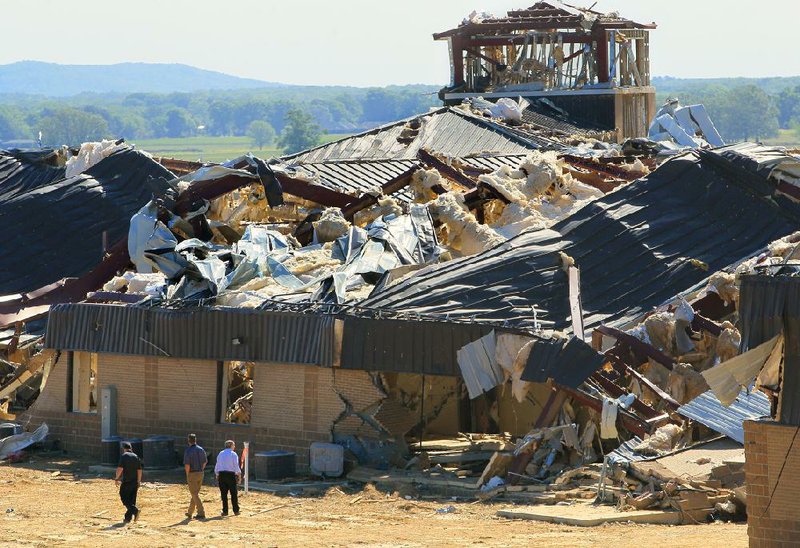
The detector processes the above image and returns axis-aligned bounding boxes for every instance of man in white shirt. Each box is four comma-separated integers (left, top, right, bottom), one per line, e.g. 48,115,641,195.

214,440,242,516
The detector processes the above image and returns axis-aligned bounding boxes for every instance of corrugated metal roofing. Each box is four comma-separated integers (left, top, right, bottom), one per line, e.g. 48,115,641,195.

301,159,418,203
45,303,334,366
360,144,800,331
677,388,770,443
459,155,528,172
0,147,175,295
284,108,548,163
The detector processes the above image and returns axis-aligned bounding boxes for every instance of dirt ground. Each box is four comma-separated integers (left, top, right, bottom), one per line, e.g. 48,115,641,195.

0,455,748,548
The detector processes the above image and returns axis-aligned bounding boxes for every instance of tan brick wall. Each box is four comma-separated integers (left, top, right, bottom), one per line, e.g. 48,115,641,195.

22,354,371,468
744,419,800,547
98,354,146,419
252,362,305,432
34,352,68,413
156,356,218,424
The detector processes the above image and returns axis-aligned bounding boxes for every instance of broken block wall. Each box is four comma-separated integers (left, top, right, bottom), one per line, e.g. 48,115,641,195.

744,419,800,547
22,353,383,468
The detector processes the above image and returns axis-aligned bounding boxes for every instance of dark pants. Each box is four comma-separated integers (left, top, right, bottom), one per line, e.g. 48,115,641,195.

218,471,239,514
119,482,139,521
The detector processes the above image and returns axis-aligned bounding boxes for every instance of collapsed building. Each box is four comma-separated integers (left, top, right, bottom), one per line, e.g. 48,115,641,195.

2,3,800,542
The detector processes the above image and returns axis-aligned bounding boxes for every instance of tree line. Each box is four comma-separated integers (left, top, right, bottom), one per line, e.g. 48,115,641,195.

0,87,441,152
0,79,798,152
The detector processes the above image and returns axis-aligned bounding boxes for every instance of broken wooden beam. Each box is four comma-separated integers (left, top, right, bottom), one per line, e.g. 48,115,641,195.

341,166,420,221
417,149,477,189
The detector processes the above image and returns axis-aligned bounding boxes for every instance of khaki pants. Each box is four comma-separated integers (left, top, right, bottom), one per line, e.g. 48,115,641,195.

187,471,205,516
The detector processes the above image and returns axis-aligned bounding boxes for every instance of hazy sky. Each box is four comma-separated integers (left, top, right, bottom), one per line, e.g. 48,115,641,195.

2,1,797,86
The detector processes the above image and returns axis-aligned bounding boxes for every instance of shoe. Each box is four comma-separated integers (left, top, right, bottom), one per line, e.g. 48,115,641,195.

134,510,141,522
123,518,131,524
221,511,228,516
233,510,240,516
185,512,192,519
195,514,206,520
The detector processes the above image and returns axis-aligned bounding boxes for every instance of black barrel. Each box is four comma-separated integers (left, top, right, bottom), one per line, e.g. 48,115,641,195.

101,436,123,466
124,438,144,460
0,423,22,439
253,450,296,481
143,435,175,469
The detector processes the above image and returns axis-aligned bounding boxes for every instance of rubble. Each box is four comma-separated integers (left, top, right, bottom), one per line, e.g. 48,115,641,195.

1,9,799,534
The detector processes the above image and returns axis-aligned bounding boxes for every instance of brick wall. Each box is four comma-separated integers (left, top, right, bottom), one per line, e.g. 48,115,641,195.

22,352,381,469
744,419,800,547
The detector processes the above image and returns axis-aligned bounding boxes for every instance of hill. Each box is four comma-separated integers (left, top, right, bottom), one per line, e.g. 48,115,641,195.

0,61,284,96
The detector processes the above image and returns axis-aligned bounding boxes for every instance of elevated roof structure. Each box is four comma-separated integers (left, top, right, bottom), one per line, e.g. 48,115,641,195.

434,1,658,141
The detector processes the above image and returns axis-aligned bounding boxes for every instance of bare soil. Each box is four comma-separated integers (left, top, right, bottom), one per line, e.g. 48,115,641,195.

0,456,748,547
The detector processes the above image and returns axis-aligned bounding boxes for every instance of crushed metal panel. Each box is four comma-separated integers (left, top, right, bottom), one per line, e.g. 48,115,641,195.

457,331,502,399
677,388,770,443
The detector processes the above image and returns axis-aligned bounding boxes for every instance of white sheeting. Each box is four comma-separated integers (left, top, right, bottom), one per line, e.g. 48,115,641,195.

457,331,503,399
0,423,48,459
702,335,780,406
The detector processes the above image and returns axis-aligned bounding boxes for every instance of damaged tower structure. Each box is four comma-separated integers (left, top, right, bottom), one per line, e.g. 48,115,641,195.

435,1,657,141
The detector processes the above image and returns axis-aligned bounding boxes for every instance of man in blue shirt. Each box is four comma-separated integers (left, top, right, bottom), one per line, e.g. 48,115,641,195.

214,440,242,516
114,441,142,523
183,433,207,519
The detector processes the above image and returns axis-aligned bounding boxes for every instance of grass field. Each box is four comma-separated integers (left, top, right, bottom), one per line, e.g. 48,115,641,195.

125,129,800,163
132,134,350,163
762,128,800,148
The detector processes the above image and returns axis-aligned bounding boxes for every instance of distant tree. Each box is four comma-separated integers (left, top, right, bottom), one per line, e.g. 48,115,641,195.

247,120,276,150
778,86,800,128
209,101,235,136
792,118,800,142
0,106,31,141
163,108,195,138
715,85,779,141
361,89,398,122
38,107,109,146
278,108,322,154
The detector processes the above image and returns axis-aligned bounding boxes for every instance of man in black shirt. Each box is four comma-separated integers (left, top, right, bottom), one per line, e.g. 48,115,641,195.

114,441,142,523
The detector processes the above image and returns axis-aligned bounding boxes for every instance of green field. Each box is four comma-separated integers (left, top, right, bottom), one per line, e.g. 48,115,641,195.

131,134,350,163
762,128,800,148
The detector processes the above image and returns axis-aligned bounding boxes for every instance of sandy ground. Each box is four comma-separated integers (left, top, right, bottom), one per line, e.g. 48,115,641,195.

0,455,748,548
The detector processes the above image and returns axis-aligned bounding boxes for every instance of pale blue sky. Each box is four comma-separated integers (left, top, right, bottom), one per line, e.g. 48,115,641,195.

2,1,797,86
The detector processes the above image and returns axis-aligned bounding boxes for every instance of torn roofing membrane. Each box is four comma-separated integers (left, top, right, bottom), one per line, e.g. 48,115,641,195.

0,147,175,295
360,144,800,331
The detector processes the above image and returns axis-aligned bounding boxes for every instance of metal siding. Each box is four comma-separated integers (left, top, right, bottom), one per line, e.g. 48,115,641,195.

45,303,332,366
677,388,770,444
339,317,495,376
